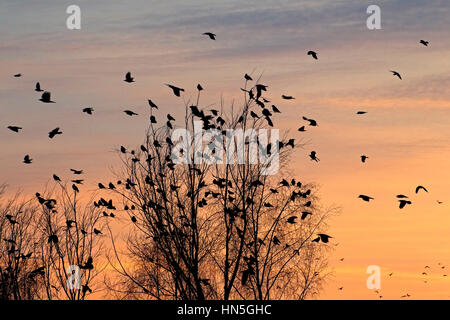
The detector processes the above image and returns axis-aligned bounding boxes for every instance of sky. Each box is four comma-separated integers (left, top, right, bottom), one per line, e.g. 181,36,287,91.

0,0,449,299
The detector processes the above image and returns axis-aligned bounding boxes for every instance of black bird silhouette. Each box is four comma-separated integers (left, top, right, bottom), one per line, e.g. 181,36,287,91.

301,211,312,220
53,174,61,182
93,228,102,235
390,70,402,80
165,84,185,97
72,179,83,185
14,73,22,77
281,95,295,100
298,126,306,132
35,82,43,92
307,51,318,60
244,73,253,81
7,126,22,133
361,155,369,163
72,184,79,193
48,127,62,139
415,185,428,194
309,151,320,162
23,155,32,164
203,32,216,40
197,84,203,91
83,107,94,115
272,105,281,113
287,216,298,224
148,99,158,109
398,199,412,209
358,195,374,202
70,169,83,175
396,194,409,199
108,182,115,189
124,110,138,116
313,233,332,243
303,116,317,126
39,91,55,103
357,111,367,115
419,40,429,46
124,72,134,83
98,183,105,189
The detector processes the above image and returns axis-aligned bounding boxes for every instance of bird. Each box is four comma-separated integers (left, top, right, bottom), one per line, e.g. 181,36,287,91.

244,73,253,81
313,233,332,243
303,116,317,126
298,126,306,132
415,185,428,194
7,126,22,133
287,216,298,224
14,73,22,77
98,183,106,189
309,151,320,162
307,51,318,60
398,199,412,209
48,127,63,139
390,70,402,80
202,32,216,40
197,84,203,91
396,194,409,199
124,72,134,83
281,95,295,100
131,216,137,223
72,184,79,193
148,99,158,109
358,195,374,202
419,40,429,46
165,84,184,97
71,179,83,185
361,155,369,163
23,155,32,164
70,169,83,175
35,82,43,92
82,107,94,115
301,211,312,220
357,111,367,115
272,105,281,113
53,174,61,182
93,228,102,235
39,91,55,103
124,110,138,116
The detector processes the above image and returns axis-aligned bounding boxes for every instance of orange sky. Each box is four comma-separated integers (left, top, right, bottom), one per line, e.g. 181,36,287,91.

0,0,449,299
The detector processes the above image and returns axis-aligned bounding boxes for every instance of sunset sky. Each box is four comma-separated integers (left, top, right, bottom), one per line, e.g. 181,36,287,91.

1,0,449,299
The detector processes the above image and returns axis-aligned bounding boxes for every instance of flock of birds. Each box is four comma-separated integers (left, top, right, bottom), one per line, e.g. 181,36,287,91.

5,30,446,299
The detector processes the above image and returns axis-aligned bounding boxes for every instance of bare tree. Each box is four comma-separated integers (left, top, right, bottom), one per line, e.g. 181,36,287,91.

106,79,335,300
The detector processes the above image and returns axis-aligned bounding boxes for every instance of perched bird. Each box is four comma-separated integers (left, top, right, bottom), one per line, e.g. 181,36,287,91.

398,199,412,209
124,110,138,116
23,155,32,164
272,105,281,113
419,40,429,46
415,185,428,194
197,84,203,91
48,127,63,139
202,32,216,40
93,228,102,235
124,72,134,83
244,73,253,81
361,155,369,163
309,151,320,162
98,183,106,189
83,107,94,115
7,126,22,133
358,195,374,202
35,82,43,92
307,51,318,60
72,184,79,193
39,91,55,103
53,174,61,182
281,95,295,100
148,99,158,109
390,70,402,80
165,84,185,97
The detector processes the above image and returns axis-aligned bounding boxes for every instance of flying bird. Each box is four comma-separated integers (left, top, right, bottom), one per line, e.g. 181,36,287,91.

398,199,412,209
165,84,185,97
48,127,63,139
70,169,83,175
7,126,22,133
39,91,55,103
83,107,94,115
298,126,306,132
14,73,22,77
281,95,295,100
358,195,374,202
309,151,320,162
313,233,332,243
124,72,134,83
357,111,367,115
124,110,138,116
35,82,43,92
419,40,429,46
23,155,32,164
415,185,428,194
361,155,369,163
203,32,216,40
307,51,318,60
390,70,402,80
302,116,317,126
